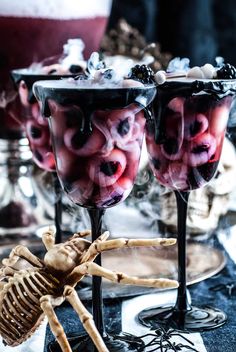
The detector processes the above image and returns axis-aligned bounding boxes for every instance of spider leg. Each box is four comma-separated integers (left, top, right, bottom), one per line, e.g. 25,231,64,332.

69,262,178,289
81,231,110,262
64,285,109,352
40,295,72,352
83,237,176,258
42,228,56,251
71,229,92,239
2,245,43,268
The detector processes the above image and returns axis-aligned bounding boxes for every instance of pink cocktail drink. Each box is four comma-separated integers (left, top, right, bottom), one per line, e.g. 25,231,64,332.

11,71,76,171
33,79,156,208
33,77,156,351
138,71,236,332
146,80,235,191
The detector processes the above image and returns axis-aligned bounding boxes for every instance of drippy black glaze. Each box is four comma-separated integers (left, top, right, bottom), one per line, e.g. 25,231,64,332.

153,78,236,143
11,69,75,103
33,82,156,136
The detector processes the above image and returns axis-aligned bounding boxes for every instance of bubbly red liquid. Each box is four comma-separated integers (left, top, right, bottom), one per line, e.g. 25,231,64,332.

48,101,146,208
15,82,55,171
146,95,232,191
0,16,108,139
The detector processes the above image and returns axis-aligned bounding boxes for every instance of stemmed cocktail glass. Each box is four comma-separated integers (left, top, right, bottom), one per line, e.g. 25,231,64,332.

11,70,76,243
138,76,236,331
33,78,157,351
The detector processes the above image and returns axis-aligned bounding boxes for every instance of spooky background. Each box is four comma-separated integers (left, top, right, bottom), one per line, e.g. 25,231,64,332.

108,0,236,66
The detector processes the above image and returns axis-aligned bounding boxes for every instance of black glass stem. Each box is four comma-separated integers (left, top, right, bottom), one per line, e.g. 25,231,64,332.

87,208,105,338
87,209,145,352
138,190,227,332
52,172,62,244
173,191,191,326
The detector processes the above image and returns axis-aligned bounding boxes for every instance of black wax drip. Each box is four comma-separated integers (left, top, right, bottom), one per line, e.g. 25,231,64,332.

11,69,77,106
143,105,153,122
41,98,51,117
28,89,37,104
79,108,93,135
153,79,236,144
154,101,166,144
33,85,157,142
159,79,236,101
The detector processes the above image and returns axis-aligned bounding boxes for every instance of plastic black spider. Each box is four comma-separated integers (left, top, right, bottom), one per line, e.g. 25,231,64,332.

136,326,199,352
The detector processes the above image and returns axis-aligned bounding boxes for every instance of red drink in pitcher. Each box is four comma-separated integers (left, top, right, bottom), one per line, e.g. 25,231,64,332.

0,0,112,138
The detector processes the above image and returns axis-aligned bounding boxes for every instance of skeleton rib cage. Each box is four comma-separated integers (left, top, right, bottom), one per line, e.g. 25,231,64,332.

0,269,59,346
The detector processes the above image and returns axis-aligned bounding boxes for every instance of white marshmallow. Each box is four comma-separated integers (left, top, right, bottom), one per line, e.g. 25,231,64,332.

201,63,216,79
154,70,166,85
187,66,205,79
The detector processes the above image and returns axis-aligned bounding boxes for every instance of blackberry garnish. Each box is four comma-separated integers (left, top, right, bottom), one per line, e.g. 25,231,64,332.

129,64,155,84
216,63,236,79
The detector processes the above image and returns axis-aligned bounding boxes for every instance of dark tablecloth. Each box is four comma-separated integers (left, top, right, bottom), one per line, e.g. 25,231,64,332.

44,235,236,352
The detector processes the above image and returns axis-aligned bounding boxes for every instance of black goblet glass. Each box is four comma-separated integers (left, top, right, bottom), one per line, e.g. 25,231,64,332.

138,77,236,332
34,78,156,351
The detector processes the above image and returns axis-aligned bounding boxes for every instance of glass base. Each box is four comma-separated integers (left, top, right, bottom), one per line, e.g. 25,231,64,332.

137,305,227,332
47,332,145,352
